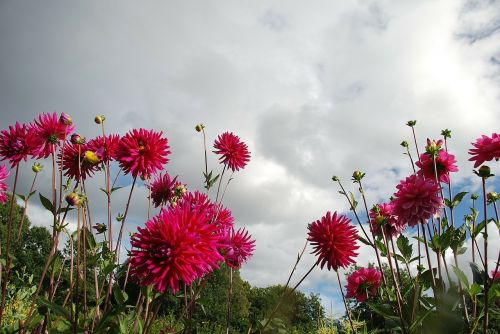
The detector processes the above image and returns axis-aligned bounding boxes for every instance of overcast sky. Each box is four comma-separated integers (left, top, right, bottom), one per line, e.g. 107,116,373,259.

1,0,499,316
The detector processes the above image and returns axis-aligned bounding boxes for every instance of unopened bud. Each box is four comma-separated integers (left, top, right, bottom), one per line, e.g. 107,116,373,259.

195,124,205,132
83,151,100,165
59,112,73,126
400,140,409,148
94,115,105,124
406,120,417,127
352,170,365,182
425,138,443,155
65,193,81,207
32,162,43,173
475,165,493,178
471,193,479,200
441,129,452,139
331,175,339,182
71,133,85,145
487,192,499,203
93,223,107,234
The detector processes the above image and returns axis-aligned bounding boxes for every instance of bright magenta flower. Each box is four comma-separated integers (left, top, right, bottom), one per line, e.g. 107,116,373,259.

116,128,170,178
369,203,403,237
416,150,458,184
392,174,442,227
58,142,99,180
129,204,224,294
308,211,359,271
0,122,36,166
178,191,234,230
0,165,9,203
213,132,250,172
221,227,255,269
345,267,382,302
31,112,74,158
491,270,500,282
87,134,120,163
149,172,181,208
469,133,500,168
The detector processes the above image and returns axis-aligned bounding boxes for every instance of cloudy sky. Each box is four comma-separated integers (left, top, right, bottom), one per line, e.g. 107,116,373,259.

1,0,500,316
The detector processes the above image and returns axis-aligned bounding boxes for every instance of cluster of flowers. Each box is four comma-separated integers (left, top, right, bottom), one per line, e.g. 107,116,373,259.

0,112,255,295
306,133,500,303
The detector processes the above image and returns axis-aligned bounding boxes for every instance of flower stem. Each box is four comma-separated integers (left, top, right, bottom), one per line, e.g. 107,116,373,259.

481,177,488,333
226,268,233,334
15,171,38,242
335,270,355,334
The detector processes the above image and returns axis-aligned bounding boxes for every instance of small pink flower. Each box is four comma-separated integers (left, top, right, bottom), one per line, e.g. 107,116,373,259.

31,112,74,158
308,211,359,271
416,150,458,184
0,122,36,166
392,175,443,227
116,129,170,178
87,134,120,163
369,203,403,237
0,165,9,203
149,172,181,208
491,269,500,282
130,204,224,294
469,133,500,168
213,132,250,172
221,227,255,269
345,267,382,302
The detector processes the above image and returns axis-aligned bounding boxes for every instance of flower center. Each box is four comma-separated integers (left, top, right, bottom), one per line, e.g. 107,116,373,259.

153,244,173,260
48,134,58,144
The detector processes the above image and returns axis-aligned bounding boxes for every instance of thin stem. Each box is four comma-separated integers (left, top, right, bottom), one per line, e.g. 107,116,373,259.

481,177,488,334
336,270,355,334
16,171,38,242
202,127,209,194
226,268,233,334
421,223,437,292
215,165,227,204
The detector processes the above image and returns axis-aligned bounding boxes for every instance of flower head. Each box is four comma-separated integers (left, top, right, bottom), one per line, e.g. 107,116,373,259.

213,132,250,172
221,227,255,269
130,204,224,293
308,211,359,271
416,150,458,184
177,191,234,231
469,133,500,168
0,122,36,166
149,172,182,208
392,174,443,227
116,129,170,178
345,267,382,302
87,134,120,163
58,143,99,180
369,203,403,237
491,270,500,282
31,112,74,158
0,165,9,203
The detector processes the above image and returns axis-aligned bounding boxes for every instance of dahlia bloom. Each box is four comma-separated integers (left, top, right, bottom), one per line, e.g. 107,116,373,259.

416,150,458,184
469,133,500,168
149,172,181,208
221,227,255,269
178,191,234,230
116,128,170,178
58,142,99,180
0,165,9,203
491,270,500,282
369,203,403,237
31,112,74,158
308,211,359,271
392,174,443,227
87,134,120,163
345,267,382,302
213,132,250,172
0,122,35,166
129,204,224,293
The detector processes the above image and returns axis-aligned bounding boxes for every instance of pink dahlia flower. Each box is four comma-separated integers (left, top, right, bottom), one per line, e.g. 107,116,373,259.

345,267,382,302
416,150,458,184
58,142,100,180
392,174,443,227
0,165,9,203
116,128,170,178
149,172,181,208
31,112,74,158
0,122,36,166
213,132,250,172
87,134,120,163
129,204,224,294
369,203,403,238
491,269,500,282
221,227,255,269
308,211,359,271
469,133,500,168
178,191,234,231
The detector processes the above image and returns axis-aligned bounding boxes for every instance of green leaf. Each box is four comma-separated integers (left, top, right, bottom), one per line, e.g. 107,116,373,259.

444,198,452,208
111,186,123,194
451,192,468,207
358,236,372,246
470,262,485,285
39,193,55,213
396,234,413,260
375,239,387,257
37,297,72,322
113,284,128,305
469,283,481,296
452,265,469,288
16,193,26,202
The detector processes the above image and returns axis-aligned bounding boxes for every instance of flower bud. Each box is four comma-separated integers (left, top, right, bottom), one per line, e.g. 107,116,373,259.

59,112,73,126
93,223,107,234
471,193,479,200
475,165,493,178
65,192,81,207
406,120,417,127
94,115,105,124
441,129,451,139
32,162,43,173
83,151,100,165
331,175,339,182
487,192,499,203
352,170,365,182
71,133,85,145
425,138,443,155
195,124,205,132
400,140,409,148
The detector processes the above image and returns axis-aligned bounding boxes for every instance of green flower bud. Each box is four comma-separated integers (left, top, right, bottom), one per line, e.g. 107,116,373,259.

32,162,43,173
195,124,205,132
406,120,417,127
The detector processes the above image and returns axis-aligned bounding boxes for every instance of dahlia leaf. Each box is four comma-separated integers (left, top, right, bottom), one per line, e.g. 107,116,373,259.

15,193,25,202
452,265,469,288
111,186,123,193
39,193,55,213
28,190,37,200
113,283,128,305
37,297,72,322
396,235,413,260
469,262,485,285
473,219,493,237
358,236,372,246
375,239,387,257
451,191,468,207
469,283,481,296
457,247,467,255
